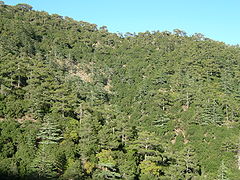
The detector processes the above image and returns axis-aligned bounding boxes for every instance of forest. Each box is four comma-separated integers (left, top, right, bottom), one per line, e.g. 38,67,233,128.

1,2,240,180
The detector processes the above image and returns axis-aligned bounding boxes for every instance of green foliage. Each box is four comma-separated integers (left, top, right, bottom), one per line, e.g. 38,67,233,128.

95,149,121,179
217,160,229,180
37,123,63,144
139,160,161,179
31,145,65,179
61,159,84,179
0,2,240,179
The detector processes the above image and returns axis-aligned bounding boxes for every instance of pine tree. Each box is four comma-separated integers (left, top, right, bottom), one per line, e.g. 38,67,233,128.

176,145,200,180
95,149,121,179
217,160,229,180
127,130,163,161
31,115,64,178
77,112,99,158
139,160,161,180
37,119,63,145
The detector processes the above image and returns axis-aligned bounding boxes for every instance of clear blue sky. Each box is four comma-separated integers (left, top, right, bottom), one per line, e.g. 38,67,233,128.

4,0,240,45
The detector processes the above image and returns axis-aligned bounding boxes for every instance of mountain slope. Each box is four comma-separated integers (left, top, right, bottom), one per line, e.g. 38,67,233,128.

1,3,240,179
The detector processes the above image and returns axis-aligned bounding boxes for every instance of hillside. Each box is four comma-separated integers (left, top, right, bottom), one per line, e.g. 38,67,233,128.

1,3,240,179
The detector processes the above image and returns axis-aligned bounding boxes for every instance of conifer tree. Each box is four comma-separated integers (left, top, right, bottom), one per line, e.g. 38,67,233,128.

95,149,121,179
31,114,64,178
127,130,164,161
217,160,229,180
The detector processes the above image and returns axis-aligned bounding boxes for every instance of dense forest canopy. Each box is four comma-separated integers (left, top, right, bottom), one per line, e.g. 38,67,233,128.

0,2,240,179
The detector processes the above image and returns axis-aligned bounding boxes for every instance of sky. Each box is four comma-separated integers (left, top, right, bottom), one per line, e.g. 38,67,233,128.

3,0,240,45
